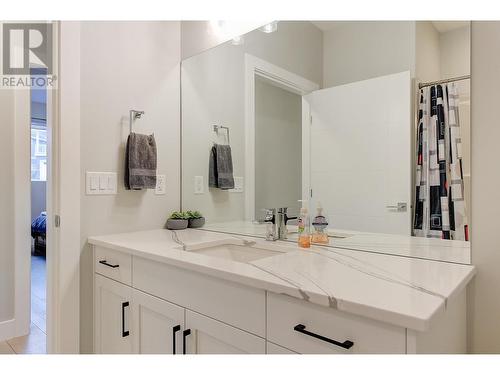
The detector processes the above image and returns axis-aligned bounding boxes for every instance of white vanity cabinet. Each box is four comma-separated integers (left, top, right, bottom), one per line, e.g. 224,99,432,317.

93,244,468,355
94,246,266,354
94,274,133,354
266,293,406,354
184,310,266,354
132,289,184,354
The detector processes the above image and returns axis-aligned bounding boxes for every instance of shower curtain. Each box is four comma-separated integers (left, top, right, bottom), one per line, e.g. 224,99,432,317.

413,83,469,241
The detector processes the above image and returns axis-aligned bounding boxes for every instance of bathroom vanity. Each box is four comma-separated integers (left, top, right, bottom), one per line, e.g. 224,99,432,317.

86,21,474,356
89,229,475,354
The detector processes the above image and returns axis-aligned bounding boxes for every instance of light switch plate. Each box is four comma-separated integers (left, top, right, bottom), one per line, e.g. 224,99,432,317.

230,177,244,193
99,174,108,190
194,176,204,194
155,175,166,195
89,174,99,191
86,172,117,195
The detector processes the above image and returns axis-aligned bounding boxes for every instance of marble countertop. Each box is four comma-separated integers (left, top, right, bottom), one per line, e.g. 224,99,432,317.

88,229,475,332
202,220,472,264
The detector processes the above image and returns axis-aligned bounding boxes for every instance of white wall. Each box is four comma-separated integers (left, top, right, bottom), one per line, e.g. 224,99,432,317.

440,26,471,79
79,21,181,353
181,21,322,223
0,87,15,324
0,22,31,342
322,21,416,87
469,21,500,353
254,78,302,219
415,21,441,82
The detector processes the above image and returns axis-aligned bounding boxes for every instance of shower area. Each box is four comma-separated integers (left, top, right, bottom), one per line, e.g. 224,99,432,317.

413,21,471,241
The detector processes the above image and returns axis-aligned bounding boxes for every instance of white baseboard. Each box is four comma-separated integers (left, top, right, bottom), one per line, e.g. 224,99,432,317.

0,318,16,342
0,317,30,342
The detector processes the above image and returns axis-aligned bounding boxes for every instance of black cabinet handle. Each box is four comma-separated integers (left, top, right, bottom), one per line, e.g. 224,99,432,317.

172,325,181,354
99,260,119,268
121,302,130,337
294,324,354,350
182,329,191,354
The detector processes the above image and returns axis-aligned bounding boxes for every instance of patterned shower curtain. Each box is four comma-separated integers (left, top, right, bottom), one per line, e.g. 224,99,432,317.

413,83,469,241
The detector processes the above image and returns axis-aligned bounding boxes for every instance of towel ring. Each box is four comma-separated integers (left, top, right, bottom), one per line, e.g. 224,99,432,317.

130,110,145,133
213,125,230,144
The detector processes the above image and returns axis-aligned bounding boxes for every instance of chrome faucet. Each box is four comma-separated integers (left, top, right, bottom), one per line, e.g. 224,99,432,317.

263,207,297,241
263,208,278,241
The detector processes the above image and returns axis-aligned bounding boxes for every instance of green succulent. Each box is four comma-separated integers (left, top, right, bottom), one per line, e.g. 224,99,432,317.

186,210,204,219
169,211,189,220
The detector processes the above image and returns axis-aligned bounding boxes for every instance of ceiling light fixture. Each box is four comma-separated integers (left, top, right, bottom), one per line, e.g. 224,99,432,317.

260,21,278,33
231,35,244,45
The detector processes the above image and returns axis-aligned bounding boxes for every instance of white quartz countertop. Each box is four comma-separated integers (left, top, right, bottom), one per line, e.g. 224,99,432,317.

202,221,472,264
88,229,475,332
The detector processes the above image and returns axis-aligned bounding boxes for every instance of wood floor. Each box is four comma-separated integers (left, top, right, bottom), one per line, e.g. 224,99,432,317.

0,255,46,354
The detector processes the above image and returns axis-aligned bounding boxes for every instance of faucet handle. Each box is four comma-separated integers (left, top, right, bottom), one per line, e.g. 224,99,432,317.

262,208,276,223
278,207,288,214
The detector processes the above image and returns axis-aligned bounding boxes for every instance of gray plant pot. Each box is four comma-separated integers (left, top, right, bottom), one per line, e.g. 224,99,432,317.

188,217,205,229
166,218,188,230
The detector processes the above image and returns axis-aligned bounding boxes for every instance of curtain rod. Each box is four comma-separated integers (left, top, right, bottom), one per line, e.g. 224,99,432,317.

418,75,471,89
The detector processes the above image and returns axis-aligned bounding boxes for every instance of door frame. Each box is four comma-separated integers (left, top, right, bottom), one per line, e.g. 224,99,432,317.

243,54,319,221
46,21,81,354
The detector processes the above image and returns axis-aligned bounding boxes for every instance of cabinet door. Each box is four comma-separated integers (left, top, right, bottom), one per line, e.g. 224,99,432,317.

184,310,265,354
132,289,185,354
94,274,133,354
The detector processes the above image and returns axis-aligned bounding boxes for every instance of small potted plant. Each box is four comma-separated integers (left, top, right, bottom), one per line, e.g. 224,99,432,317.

166,211,189,230
187,210,205,229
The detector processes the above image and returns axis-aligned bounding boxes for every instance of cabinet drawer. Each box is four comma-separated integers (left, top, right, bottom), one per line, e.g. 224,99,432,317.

94,246,132,285
267,293,406,354
133,257,266,337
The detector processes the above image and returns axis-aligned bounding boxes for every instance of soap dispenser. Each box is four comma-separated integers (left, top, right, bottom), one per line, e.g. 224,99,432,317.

312,202,329,245
297,200,311,248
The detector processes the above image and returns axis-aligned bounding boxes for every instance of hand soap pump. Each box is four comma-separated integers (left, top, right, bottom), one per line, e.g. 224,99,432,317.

297,200,311,248
312,202,329,244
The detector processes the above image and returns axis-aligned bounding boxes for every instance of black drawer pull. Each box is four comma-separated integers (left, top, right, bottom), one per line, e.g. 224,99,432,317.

182,329,191,354
121,302,130,337
99,260,119,268
172,325,181,354
294,324,354,349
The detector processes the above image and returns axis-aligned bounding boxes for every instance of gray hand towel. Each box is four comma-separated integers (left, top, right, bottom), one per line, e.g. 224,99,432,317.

208,144,235,190
125,132,157,190
209,145,218,188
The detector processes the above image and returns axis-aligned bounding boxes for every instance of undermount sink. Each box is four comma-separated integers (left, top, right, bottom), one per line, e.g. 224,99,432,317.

183,240,292,263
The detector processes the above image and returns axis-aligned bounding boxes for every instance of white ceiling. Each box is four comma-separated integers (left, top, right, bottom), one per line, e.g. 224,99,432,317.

311,21,470,34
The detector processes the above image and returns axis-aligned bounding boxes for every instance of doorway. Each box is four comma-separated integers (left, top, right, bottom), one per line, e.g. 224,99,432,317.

243,54,320,221
29,67,48,352
254,77,303,220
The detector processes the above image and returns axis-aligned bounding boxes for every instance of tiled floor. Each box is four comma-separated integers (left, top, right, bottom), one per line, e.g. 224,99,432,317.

30,255,47,335
0,255,47,354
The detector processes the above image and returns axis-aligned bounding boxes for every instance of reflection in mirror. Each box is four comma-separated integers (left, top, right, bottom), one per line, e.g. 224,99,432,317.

181,21,471,264
254,76,302,222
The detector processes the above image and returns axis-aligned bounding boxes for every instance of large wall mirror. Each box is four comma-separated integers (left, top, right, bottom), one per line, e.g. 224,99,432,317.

181,21,471,264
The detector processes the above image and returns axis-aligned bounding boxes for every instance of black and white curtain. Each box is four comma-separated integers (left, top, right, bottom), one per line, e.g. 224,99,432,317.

413,83,469,241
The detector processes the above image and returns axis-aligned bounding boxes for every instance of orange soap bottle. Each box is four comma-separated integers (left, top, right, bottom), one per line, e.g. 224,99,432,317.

297,201,311,248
